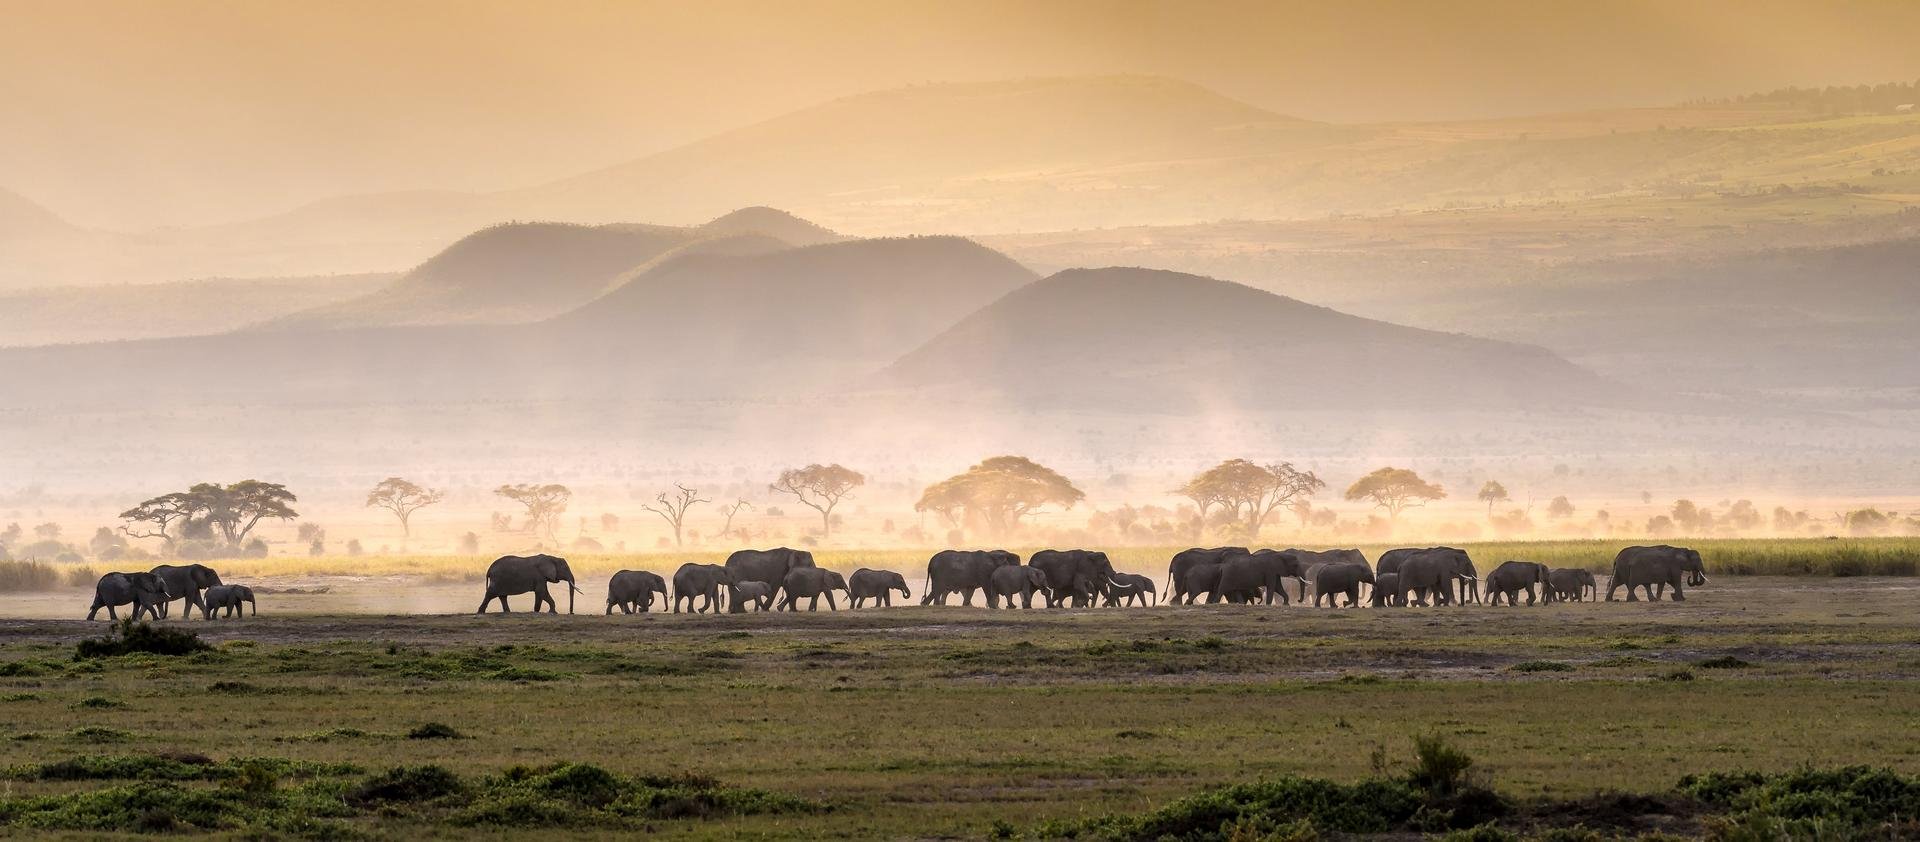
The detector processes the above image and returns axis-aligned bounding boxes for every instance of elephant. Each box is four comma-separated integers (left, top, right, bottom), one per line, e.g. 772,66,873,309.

1378,548,1477,603
150,563,222,620
477,553,579,613
1606,545,1707,602
87,572,170,621
1100,573,1156,607
199,585,255,618
921,550,1020,606
605,570,669,614
1370,572,1403,607
1394,547,1479,607
778,568,848,611
1214,549,1309,605
1485,561,1554,606
847,568,910,608
724,548,816,594
1162,547,1249,603
1312,562,1376,607
1285,549,1370,602
672,563,732,613
1028,549,1118,607
986,565,1050,609
729,581,775,613
1548,568,1598,602
1172,562,1227,605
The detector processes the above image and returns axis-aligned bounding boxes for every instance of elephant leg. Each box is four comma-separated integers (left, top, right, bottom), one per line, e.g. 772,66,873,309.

826,593,838,611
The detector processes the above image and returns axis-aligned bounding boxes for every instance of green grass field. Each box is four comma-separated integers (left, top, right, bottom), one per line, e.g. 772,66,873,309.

1,576,1916,838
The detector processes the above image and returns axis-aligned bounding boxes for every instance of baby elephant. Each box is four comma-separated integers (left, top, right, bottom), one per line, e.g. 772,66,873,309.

779,568,848,611
1370,572,1403,607
987,565,1049,609
729,581,775,613
847,568,911,608
200,584,255,619
1486,561,1555,606
1548,568,1597,602
1312,562,1375,607
606,569,669,614
1101,573,1156,607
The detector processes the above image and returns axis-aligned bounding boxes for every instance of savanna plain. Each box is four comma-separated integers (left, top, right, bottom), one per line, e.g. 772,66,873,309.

2,546,1917,840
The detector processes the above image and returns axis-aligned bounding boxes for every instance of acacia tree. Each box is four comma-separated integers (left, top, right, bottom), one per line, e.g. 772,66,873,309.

1476,481,1509,516
642,484,709,547
365,477,444,540
494,483,571,541
1343,467,1445,521
914,455,1083,540
1546,496,1575,519
119,481,299,553
770,464,866,540
1177,459,1324,537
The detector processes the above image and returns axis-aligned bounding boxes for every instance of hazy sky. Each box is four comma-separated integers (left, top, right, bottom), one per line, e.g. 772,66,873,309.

6,0,1919,229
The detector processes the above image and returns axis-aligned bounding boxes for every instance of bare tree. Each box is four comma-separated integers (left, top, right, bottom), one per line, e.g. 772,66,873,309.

771,464,865,540
716,498,753,540
365,477,444,540
642,484,710,547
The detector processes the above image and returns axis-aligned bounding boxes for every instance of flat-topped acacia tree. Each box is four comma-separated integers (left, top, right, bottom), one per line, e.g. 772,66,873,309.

365,477,444,540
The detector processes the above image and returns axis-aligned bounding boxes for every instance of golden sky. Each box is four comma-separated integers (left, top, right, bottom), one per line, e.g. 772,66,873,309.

5,0,1919,229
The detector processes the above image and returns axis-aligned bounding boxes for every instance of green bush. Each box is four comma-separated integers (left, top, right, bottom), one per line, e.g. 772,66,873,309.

1508,660,1575,673
73,621,212,659
406,722,463,740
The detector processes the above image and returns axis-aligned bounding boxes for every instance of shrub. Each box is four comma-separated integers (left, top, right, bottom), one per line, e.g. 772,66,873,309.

1696,655,1753,669
1410,733,1477,796
73,621,212,659
406,722,463,740
1508,660,1575,673
347,765,464,807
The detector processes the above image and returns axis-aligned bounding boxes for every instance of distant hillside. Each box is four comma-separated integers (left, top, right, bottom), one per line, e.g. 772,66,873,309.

264,211,840,330
0,274,393,347
0,188,74,240
701,206,845,246
876,267,1629,410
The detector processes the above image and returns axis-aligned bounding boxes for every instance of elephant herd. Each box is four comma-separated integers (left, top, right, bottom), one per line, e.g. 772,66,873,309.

459,543,1702,617
85,564,256,621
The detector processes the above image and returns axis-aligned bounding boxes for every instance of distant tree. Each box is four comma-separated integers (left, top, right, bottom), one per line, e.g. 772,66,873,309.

0,523,20,547
119,481,298,554
1344,467,1445,521
770,464,866,540
345,539,363,557
1476,481,1510,516
365,477,444,540
1772,506,1811,533
1177,459,1324,537
716,498,754,540
914,455,1083,539
33,522,60,540
457,531,480,555
494,483,571,541
1640,491,1653,504
1546,496,1575,519
1646,515,1676,538
1671,499,1702,532
642,484,709,548
1844,508,1891,536
88,527,127,558
1724,500,1761,532
599,512,621,533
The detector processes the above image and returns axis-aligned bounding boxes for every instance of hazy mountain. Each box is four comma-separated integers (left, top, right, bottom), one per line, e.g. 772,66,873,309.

264,211,838,330
0,274,393,347
875,267,1630,410
0,188,75,240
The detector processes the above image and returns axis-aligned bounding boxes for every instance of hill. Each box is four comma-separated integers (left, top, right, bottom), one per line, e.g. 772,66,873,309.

0,274,393,347
875,267,1630,410
263,211,839,330
0,188,74,241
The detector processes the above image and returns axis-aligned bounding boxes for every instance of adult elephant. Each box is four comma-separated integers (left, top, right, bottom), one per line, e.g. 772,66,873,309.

1285,549,1369,602
1395,548,1478,607
1029,549,1118,607
605,570,669,614
1214,549,1307,605
1162,547,1248,603
725,547,816,594
477,553,579,614
1606,545,1706,602
987,566,1050,609
1485,561,1553,606
87,572,170,621
1548,568,1597,602
1376,548,1423,577
779,568,848,611
671,563,732,613
922,550,1020,606
848,569,910,608
150,563,222,620
1312,562,1376,607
